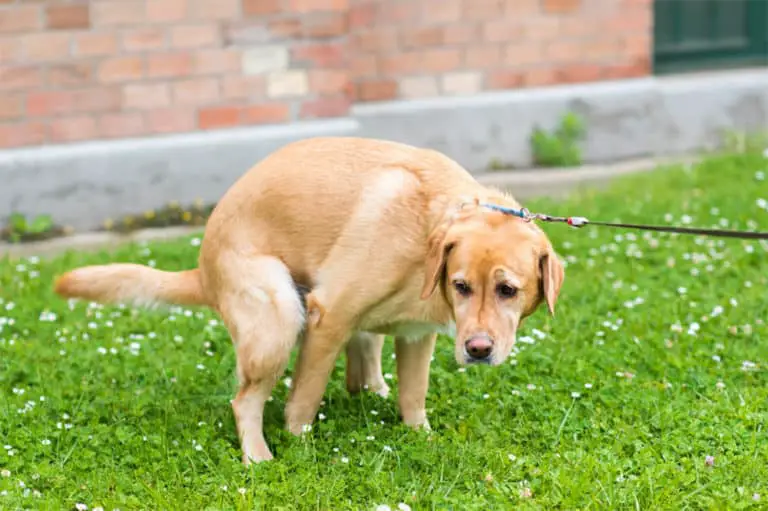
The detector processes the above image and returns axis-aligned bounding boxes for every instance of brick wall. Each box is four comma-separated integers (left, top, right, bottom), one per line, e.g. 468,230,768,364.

0,0,651,149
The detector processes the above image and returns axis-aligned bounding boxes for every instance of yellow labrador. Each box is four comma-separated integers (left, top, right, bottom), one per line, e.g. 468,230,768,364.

54,137,564,464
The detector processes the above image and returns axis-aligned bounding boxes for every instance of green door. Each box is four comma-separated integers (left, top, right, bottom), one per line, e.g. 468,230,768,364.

654,0,768,73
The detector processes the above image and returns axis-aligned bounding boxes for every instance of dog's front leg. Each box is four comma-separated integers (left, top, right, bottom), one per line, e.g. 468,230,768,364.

285,312,351,436
395,333,437,430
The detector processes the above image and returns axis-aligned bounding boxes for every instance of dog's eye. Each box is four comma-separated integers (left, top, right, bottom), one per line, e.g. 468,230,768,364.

496,283,518,299
453,280,472,297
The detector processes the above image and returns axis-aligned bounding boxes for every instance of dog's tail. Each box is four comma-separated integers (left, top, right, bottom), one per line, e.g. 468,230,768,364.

54,264,209,308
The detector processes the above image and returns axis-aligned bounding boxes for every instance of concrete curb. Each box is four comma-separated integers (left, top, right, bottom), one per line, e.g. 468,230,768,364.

0,154,694,261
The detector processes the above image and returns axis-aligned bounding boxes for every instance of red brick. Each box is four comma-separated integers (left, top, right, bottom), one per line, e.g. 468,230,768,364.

0,121,47,148
26,90,76,117
198,106,240,129
309,70,348,95
378,1,418,23
355,79,396,102
292,42,345,67
401,27,443,49
483,20,522,43
302,12,347,38
0,6,40,33
350,56,378,80
505,0,540,14
242,0,282,16
419,48,462,73
504,42,544,67
349,2,375,29
288,0,348,14
171,24,220,49
74,32,118,57
606,10,650,32
0,66,43,91
74,87,121,113
193,49,241,75
580,39,619,61
300,96,349,119
92,1,145,26
220,75,265,101
269,18,302,39
98,56,144,83
520,18,561,41
464,0,505,20
542,0,582,13
47,63,93,88
557,64,603,84
23,32,72,62
559,18,594,38
48,115,97,143
172,77,219,105
0,38,20,63
147,52,192,78
190,0,239,20
353,29,398,54
420,0,461,23
46,4,90,30
465,45,503,69
623,34,651,60
487,70,523,89
145,107,196,134
379,52,421,76
602,57,650,79
0,93,23,120
123,83,171,109
146,0,189,23
98,112,145,138
523,67,559,87
241,103,290,124
122,28,167,52
444,24,478,45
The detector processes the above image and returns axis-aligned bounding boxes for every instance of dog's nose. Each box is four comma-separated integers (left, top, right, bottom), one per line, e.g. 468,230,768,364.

465,337,493,360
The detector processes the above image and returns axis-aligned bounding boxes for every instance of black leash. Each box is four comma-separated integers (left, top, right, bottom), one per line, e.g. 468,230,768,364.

479,203,768,240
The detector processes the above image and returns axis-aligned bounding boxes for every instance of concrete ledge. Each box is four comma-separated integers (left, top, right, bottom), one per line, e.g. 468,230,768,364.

355,67,768,170
1,67,765,233
0,118,358,231
1,154,692,260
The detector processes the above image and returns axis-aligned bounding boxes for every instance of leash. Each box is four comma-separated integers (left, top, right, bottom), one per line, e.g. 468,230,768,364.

479,203,768,240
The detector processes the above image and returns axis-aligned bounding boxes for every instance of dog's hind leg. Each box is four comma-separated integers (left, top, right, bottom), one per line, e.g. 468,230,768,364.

216,256,305,465
345,332,390,398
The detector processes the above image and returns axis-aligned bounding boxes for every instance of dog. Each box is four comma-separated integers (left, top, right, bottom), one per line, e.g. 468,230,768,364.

53,136,565,464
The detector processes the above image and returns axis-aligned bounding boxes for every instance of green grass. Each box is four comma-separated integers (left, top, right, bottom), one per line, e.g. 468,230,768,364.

1,152,767,510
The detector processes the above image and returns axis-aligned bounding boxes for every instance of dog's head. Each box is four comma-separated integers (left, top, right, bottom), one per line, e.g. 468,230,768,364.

421,204,564,366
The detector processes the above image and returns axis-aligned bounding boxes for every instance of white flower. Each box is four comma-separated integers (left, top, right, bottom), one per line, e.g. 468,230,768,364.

340,456,349,463
1,469,10,477
41,439,51,446
584,383,593,389
398,504,412,511
238,488,246,495
571,392,581,399
375,506,392,511
75,504,87,511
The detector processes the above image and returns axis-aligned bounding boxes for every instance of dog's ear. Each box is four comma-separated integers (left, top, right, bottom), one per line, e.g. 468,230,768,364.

539,247,565,316
421,226,457,300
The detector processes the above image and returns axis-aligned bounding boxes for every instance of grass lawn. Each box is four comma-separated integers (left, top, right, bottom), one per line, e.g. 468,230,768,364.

1,151,767,511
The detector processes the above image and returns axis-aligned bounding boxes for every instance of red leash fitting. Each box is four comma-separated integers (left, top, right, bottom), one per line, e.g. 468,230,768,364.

566,217,589,228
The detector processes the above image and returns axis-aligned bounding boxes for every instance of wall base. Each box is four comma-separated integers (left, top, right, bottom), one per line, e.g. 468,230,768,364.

2,68,766,231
